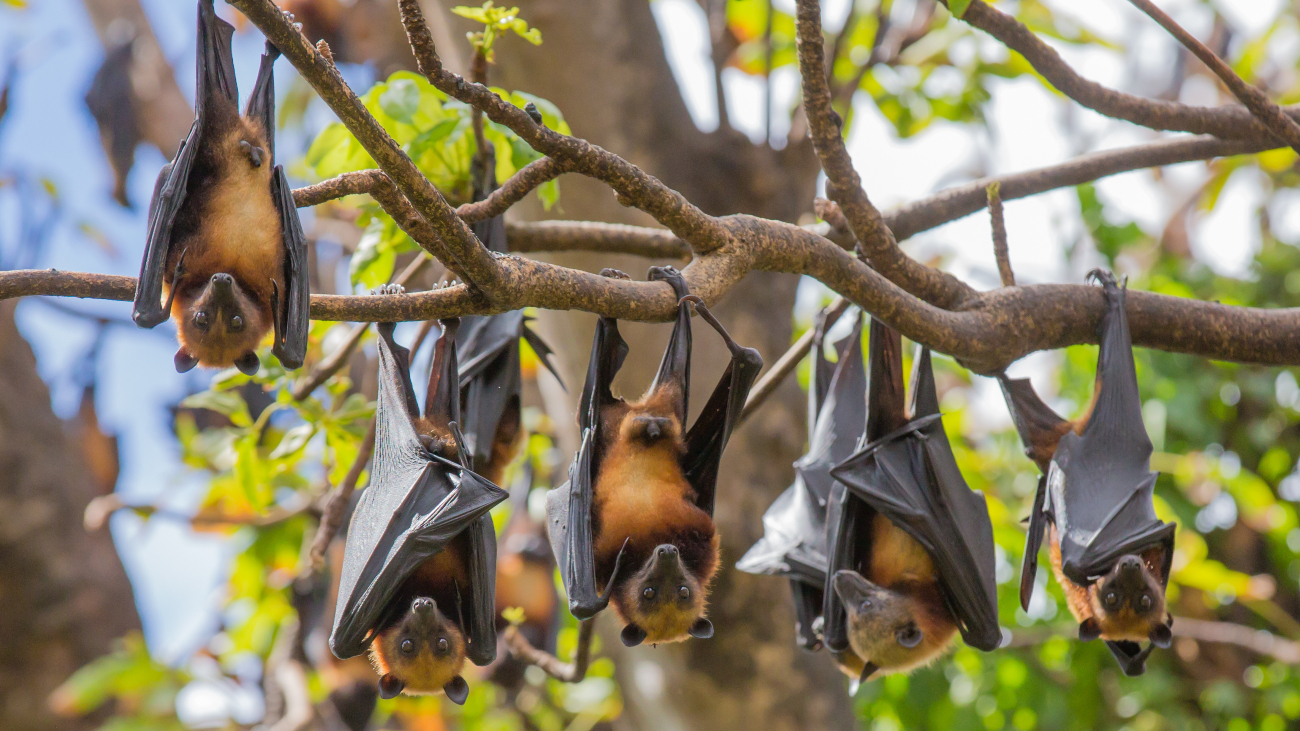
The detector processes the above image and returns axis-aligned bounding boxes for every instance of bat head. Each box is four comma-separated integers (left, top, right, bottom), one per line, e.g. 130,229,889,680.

368,596,469,704
615,544,713,647
173,272,269,374
832,570,957,676
1081,554,1168,643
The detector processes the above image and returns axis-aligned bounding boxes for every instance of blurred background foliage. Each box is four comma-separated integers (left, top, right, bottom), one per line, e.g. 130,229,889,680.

4,0,1300,728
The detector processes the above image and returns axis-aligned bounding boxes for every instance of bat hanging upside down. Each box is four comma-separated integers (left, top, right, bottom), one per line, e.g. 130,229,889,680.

1000,269,1175,676
548,267,763,648
133,0,308,375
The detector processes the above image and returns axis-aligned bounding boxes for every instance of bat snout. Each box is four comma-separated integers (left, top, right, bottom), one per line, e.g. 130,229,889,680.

832,570,881,610
630,415,673,442
411,597,437,615
1118,556,1143,574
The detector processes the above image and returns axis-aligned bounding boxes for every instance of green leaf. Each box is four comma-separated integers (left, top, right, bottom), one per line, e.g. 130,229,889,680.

949,0,972,17
269,424,315,460
379,78,421,124
350,219,396,289
180,390,251,427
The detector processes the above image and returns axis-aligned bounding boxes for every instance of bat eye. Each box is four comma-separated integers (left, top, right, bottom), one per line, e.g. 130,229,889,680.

1138,594,1152,611
896,625,923,648
400,639,415,655
437,638,449,653
193,311,210,329
229,315,245,332
643,587,656,601
859,599,872,613
1104,591,1119,608
678,586,690,599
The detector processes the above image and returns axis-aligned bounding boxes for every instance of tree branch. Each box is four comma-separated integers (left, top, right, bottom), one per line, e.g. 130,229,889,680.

504,619,596,683
1125,0,1300,153
951,0,1296,141
307,417,376,570
795,0,974,309
456,157,573,223
987,182,1014,287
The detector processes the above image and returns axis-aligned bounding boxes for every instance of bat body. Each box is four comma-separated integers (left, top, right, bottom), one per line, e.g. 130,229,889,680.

824,319,1000,682
133,0,308,375
331,291,507,703
1000,270,1174,676
547,267,762,647
736,308,866,652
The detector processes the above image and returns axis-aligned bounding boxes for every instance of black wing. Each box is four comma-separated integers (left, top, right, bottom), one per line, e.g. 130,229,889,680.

245,42,310,370
546,315,628,620
1053,272,1174,585
647,267,692,424
133,0,235,329
830,322,1001,652
1106,640,1155,677
330,321,507,663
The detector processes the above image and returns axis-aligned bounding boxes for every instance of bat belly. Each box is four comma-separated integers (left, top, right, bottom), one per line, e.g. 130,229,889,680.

200,170,284,281
593,445,698,557
868,513,935,588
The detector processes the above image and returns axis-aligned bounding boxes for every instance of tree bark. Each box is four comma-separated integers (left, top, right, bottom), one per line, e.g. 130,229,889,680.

0,302,141,731
486,2,856,728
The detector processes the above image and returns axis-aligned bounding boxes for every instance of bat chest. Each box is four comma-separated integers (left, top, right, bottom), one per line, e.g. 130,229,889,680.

198,166,282,278
868,513,935,588
593,442,701,555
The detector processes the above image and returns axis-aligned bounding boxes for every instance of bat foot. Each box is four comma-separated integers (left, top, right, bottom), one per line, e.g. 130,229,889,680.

370,284,406,296
599,268,630,280
239,140,264,168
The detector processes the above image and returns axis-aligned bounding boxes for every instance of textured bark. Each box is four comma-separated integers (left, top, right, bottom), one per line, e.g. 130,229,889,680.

485,1,857,729
0,302,141,731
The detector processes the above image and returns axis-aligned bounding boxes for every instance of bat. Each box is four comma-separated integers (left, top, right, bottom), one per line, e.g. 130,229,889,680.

999,270,1175,676
823,318,1001,682
736,308,867,652
132,0,308,376
85,38,140,208
330,290,508,703
546,267,763,647
454,160,561,487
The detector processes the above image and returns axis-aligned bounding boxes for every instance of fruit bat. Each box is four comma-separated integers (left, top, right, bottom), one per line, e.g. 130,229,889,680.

330,292,507,703
85,38,140,208
132,0,308,375
454,161,560,487
999,270,1175,677
546,267,763,647
823,318,1001,682
736,308,866,652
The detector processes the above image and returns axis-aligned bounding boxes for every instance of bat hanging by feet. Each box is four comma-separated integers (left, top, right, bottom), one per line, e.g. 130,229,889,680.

547,267,763,648
132,0,308,375
736,305,866,653
823,317,1001,684
329,287,508,703
999,269,1175,676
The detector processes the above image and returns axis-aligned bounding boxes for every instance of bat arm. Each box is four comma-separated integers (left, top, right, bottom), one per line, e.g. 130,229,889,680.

679,295,746,357
569,536,629,620
136,246,189,329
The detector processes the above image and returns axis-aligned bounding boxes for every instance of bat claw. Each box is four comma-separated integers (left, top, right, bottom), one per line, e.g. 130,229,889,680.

370,284,406,296
599,268,630,280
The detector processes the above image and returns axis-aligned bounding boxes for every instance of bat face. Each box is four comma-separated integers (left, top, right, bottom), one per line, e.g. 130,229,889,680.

173,272,268,374
615,544,713,647
832,570,957,676
1081,554,1169,644
369,597,469,702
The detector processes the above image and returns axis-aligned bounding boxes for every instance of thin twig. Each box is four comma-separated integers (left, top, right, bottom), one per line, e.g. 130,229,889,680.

504,619,596,683
986,182,1014,287
289,254,432,401
1125,0,1300,154
83,492,313,532
762,0,774,145
308,417,377,569
741,297,851,422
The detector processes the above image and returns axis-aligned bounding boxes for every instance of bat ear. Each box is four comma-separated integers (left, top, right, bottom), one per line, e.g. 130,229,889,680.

688,617,714,640
442,675,469,706
620,623,647,647
1149,621,1172,649
1078,618,1102,642
174,348,199,373
377,673,405,699
234,351,261,376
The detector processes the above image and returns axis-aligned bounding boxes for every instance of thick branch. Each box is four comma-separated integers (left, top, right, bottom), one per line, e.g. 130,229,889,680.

795,0,974,309
1126,0,1300,153
456,157,573,223
953,0,1296,141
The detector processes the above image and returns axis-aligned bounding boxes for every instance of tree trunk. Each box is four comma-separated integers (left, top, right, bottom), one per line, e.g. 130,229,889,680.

484,2,857,728
0,302,141,731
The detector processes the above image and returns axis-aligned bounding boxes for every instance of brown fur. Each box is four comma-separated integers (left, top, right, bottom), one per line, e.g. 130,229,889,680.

1049,527,1167,641
834,514,958,678
592,386,720,644
368,536,471,695
481,398,522,487
164,88,283,368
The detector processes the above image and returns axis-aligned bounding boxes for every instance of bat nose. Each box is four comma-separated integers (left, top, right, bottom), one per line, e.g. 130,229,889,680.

1118,556,1142,574
657,545,678,558
211,273,233,286
412,597,435,615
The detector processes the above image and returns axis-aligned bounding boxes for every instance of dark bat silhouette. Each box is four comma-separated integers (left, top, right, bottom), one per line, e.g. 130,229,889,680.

1000,270,1175,676
132,0,308,375
736,308,866,652
821,318,1000,682
546,267,762,647
330,292,507,703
